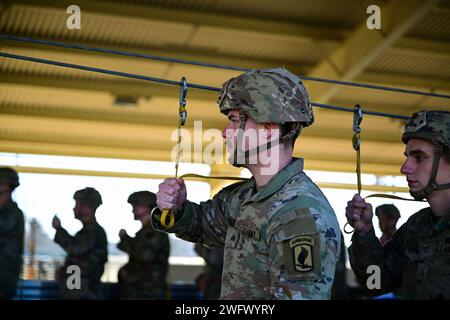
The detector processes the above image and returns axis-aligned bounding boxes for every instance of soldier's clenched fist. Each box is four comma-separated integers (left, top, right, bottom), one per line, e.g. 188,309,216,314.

345,194,373,236
156,178,187,214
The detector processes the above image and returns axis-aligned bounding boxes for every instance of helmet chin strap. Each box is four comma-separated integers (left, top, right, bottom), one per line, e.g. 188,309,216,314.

230,112,302,167
410,144,450,200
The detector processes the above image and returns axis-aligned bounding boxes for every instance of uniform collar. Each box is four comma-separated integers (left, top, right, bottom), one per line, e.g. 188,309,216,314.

249,157,304,202
432,207,450,233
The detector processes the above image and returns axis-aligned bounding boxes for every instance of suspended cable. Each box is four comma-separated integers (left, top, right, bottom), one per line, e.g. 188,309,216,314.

1,34,449,100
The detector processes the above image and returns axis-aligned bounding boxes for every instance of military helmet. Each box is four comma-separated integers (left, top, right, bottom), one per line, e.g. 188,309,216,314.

217,68,314,126
127,191,156,208
375,204,400,219
402,110,450,149
0,167,20,190
73,187,102,209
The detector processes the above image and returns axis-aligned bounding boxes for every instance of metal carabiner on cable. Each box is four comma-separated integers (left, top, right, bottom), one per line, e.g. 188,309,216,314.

352,104,362,151
179,77,187,126
159,77,188,229
345,104,364,234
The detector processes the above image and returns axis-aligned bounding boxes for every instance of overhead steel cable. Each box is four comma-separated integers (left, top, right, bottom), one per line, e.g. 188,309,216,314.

1,34,449,100
0,51,409,120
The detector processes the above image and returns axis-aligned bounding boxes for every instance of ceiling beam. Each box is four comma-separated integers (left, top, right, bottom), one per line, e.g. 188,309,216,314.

0,73,219,100
395,38,450,60
9,0,347,42
358,72,450,93
0,40,308,76
305,0,441,104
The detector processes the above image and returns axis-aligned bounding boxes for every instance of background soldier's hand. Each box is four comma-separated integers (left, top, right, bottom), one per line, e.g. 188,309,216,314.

345,194,373,236
52,215,61,229
156,178,187,214
119,229,127,239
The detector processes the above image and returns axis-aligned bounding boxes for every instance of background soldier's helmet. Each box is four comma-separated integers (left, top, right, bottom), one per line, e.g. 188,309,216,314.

217,68,314,126
127,191,157,208
375,204,400,220
73,187,103,209
0,167,20,190
402,110,450,149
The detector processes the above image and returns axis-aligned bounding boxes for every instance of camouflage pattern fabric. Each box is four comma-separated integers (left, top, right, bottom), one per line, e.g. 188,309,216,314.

349,207,450,299
402,110,450,148
195,243,224,300
117,223,170,299
54,219,108,300
152,158,341,300
218,68,314,126
0,201,24,299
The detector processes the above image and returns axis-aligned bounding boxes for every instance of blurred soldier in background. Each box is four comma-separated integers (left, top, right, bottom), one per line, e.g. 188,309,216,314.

118,191,170,299
0,167,24,300
194,243,224,300
375,204,401,246
52,187,108,299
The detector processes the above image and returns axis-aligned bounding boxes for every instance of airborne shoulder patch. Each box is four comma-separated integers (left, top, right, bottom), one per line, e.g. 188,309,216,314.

291,236,314,272
283,234,321,276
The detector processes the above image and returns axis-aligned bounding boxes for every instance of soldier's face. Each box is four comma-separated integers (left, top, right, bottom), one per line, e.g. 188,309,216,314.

401,138,450,194
73,200,92,220
132,205,149,220
378,215,398,233
221,109,274,165
0,182,11,206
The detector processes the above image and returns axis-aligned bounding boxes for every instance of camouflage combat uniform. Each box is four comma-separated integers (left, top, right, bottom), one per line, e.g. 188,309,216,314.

350,207,450,299
55,219,108,299
349,110,450,299
152,68,341,299
117,223,170,299
54,187,108,300
152,158,341,299
0,167,24,300
0,200,24,299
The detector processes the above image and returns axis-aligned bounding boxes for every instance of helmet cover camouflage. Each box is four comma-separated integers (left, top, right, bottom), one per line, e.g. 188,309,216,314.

217,68,314,126
402,110,450,149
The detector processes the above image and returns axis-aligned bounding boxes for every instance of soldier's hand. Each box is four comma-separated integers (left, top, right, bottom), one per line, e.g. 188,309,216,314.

156,178,187,214
119,229,127,238
345,194,373,236
52,215,61,229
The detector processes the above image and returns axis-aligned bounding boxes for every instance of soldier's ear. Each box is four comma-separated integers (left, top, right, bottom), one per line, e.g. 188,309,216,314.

263,123,279,139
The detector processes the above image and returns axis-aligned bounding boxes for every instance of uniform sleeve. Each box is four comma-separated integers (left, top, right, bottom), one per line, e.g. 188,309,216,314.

349,223,406,295
117,234,133,253
267,207,340,300
151,191,231,248
54,227,74,252
55,227,96,256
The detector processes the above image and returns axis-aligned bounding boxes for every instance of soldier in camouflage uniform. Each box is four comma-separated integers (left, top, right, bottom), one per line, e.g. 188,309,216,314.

152,68,341,299
52,187,108,300
117,191,170,299
375,204,401,246
0,167,24,300
346,110,450,299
